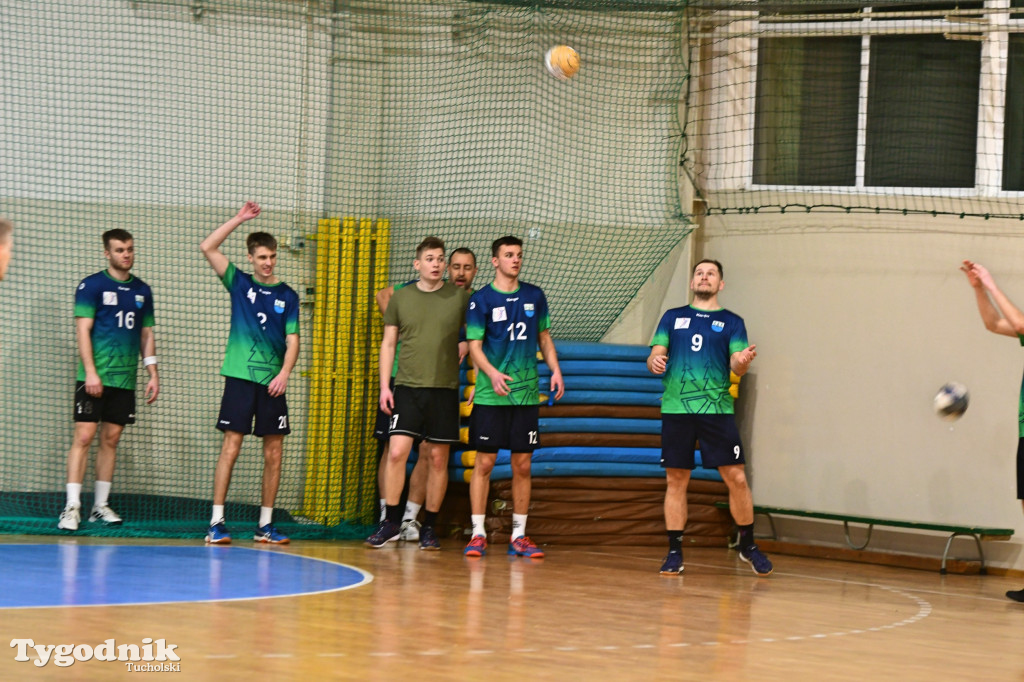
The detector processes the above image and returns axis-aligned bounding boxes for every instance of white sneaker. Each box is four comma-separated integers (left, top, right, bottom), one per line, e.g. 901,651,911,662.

399,519,421,542
58,504,81,531
88,504,123,525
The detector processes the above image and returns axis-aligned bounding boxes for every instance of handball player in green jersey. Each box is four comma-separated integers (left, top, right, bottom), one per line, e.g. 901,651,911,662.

462,236,564,559
59,229,159,531
201,202,300,545
961,260,1024,602
647,259,771,576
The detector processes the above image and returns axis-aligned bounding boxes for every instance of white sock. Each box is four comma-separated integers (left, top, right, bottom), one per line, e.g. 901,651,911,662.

94,480,112,508
210,505,225,526
511,513,527,541
471,514,486,537
403,501,422,523
259,506,273,528
66,483,82,508
380,498,386,522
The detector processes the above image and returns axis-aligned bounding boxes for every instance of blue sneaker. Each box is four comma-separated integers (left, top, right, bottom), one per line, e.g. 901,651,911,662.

206,521,232,545
508,536,545,558
464,535,487,557
254,524,290,544
740,544,773,576
659,551,684,575
365,520,401,548
419,525,441,551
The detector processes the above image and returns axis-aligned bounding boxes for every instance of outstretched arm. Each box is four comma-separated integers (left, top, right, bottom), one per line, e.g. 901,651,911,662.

962,260,1020,337
730,344,757,377
200,201,261,279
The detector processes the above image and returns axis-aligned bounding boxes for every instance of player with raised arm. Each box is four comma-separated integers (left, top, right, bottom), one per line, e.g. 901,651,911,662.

462,236,564,559
58,229,159,531
961,259,1024,602
200,201,300,545
373,248,478,542
647,259,771,576
367,237,470,550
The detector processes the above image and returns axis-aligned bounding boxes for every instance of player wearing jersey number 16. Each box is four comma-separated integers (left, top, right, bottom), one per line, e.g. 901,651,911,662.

59,229,159,532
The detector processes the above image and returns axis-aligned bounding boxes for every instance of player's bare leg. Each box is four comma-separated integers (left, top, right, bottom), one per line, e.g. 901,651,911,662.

719,463,772,576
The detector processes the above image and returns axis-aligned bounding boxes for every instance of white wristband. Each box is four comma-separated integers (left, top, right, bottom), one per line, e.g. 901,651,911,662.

143,356,158,367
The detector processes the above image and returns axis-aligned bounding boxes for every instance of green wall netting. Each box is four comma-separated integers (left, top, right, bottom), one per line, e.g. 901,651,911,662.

0,0,693,537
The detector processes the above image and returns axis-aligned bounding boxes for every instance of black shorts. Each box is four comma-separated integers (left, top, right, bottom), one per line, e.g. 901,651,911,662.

217,376,290,437
74,382,136,426
374,378,397,442
1017,437,1024,499
661,413,744,469
389,386,460,443
469,404,540,453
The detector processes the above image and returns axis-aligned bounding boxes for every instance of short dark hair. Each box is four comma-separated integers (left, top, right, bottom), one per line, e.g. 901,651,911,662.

247,232,277,255
450,247,476,266
416,236,446,258
0,217,12,244
693,258,723,279
102,229,133,250
490,235,523,258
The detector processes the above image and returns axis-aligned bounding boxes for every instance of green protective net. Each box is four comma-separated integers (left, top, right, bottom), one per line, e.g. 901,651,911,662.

0,0,692,537
685,0,1024,222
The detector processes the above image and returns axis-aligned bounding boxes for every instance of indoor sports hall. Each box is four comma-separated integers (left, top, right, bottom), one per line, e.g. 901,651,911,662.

4,0,1024,679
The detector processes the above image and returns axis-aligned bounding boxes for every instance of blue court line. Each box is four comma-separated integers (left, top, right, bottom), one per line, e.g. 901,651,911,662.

0,544,372,609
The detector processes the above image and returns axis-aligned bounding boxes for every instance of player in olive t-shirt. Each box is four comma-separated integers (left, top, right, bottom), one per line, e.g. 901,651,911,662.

366,237,470,550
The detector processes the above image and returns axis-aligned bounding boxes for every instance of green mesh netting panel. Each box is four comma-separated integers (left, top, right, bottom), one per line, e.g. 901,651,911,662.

685,0,1024,221
0,0,692,537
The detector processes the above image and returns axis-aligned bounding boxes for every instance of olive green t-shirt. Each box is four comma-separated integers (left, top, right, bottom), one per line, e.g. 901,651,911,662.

383,281,469,389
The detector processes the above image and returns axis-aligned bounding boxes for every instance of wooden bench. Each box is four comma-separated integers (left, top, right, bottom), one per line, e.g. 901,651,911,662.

714,502,1014,574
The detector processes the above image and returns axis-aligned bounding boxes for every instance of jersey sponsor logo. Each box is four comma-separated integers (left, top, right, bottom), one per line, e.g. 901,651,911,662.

78,283,86,290
274,299,286,313
674,317,690,329
506,297,519,303
135,294,145,309
118,286,131,291
711,320,725,333
492,307,507,322
524,303,535,318
695,312,709,318
102,291,118,306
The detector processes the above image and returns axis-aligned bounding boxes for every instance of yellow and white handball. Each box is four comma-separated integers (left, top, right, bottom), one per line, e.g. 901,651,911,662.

545,45,580,81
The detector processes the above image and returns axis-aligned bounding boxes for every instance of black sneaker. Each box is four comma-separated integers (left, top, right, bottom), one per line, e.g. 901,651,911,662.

365,520,401,548
1007,588,1024,603
660,551,684,575
419,525,441,551
739,544,773,576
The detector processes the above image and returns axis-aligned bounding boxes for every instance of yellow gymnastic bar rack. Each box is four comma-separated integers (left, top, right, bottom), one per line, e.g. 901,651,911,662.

301,217,389,526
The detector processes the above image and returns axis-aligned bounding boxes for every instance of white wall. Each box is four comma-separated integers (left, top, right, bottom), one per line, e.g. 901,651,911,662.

658,211,1024,569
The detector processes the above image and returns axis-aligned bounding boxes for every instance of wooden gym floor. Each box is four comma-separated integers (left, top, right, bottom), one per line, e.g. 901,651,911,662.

1,535,1022,681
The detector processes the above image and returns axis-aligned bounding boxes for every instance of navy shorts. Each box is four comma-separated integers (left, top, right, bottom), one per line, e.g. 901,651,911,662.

217,376,290,437
389,386,460,443
469,404,539,453
1017,437,1024,500
661,413,744,469
74,381,136,426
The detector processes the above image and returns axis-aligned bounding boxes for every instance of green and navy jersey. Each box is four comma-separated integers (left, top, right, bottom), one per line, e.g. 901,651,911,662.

220,263,300,386
650,305,747,415
1018,336,1024,437
466,281,550,406
74,270,155,390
